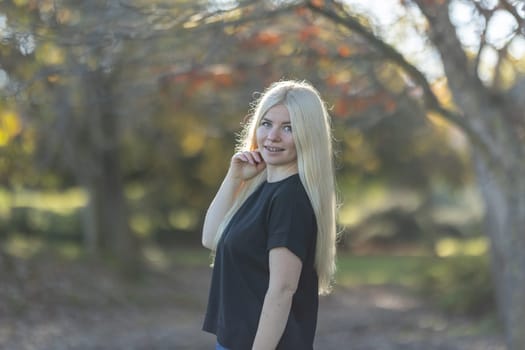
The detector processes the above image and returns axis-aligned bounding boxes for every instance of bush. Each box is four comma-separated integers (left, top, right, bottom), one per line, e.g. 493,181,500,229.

417,255,495,316
5,207,82,242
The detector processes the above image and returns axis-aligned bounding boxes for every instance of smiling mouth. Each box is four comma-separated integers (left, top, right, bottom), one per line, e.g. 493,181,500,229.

264,146,284,152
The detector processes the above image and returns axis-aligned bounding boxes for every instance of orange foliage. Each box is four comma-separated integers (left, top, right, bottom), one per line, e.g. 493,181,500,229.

325,74,339,87
311,42,328,56
299,25,321,42
334,98,350,117
310,0,325,8
160,64,236,99
383,99,397,113
333,92,398,118
212,73,233,87
338,45,352,58
173,73,191,83
253,30,282,46
295,6,309,16
185,75,209,96
206,65,235,87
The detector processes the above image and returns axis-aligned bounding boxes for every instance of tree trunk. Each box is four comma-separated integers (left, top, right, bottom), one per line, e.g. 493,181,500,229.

85,145,139,275
411,2,525,348
79,69,140,275
474,149,525,349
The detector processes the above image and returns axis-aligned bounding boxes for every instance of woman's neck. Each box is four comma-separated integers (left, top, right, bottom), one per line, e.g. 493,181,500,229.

266,164,298,183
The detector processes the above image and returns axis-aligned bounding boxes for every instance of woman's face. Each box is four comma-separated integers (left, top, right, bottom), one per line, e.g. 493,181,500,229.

256,104,297,170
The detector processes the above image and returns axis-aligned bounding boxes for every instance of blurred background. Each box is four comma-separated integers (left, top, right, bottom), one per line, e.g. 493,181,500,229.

1,0,524,349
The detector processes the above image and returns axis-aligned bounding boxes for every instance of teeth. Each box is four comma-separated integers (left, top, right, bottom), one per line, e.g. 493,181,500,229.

266,146,282,152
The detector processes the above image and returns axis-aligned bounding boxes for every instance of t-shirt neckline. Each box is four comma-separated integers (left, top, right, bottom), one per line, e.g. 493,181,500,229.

265,173,299,185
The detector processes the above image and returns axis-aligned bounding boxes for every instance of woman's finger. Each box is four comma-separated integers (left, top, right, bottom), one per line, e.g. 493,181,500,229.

248,150,265,164
233,151,264,166
245,151,258,165
233,152,248,163
252,151,263,164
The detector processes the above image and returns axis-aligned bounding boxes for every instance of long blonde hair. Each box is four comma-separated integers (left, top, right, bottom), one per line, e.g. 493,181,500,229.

215,80,337,295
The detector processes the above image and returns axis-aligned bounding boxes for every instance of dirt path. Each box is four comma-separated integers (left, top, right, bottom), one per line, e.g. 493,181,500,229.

316,285,503,350
0,259,504,350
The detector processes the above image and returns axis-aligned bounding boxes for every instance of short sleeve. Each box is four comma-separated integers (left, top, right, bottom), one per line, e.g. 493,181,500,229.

266,182,317,263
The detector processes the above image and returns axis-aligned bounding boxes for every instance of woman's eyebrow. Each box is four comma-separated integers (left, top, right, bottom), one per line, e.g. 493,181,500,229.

262,117,291,125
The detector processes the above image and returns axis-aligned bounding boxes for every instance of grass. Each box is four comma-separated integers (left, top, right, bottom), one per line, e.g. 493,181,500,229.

171,246,213,268
141,244,211,269
0,187,87,214
336,253,431,288
168,247,434,290
1,236,481,294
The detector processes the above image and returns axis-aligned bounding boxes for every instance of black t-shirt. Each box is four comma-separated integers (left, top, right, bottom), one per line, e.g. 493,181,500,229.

202,174,318,350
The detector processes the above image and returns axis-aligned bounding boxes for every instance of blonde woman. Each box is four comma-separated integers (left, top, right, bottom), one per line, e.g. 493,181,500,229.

202,80,337,350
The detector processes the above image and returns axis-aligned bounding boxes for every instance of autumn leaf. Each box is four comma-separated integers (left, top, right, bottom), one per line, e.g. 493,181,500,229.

383,99,397,113
310,0,325,8
299,25,321,42
253,30,282,46
311,42,328,56
295,6,309,16
334,98,350,117
325,74,339,87
207,64,235,87
338,45,352,58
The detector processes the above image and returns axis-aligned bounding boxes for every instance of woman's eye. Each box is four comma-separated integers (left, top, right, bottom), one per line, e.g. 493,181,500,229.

283,125,292,133
261,121,271,128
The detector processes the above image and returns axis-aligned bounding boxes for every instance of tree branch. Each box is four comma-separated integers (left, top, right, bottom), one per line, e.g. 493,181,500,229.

305,0,504,167
305,3,464,127
472,1,493,77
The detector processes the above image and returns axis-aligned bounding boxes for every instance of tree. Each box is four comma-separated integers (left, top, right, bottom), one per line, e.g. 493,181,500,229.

4,3,521,345
177,0,525,347
1,0,473,262
0,1,153,271
0,0,251,260
299,0,524,348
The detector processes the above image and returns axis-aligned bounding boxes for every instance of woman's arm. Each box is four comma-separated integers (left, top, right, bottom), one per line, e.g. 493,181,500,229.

252,247,302,350
201,172,242,249
202,151,266,250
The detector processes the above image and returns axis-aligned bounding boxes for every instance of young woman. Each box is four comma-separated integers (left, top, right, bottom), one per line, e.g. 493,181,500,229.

202,80,337,350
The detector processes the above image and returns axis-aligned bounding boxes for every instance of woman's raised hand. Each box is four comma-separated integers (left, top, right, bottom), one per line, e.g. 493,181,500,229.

228,150,266,181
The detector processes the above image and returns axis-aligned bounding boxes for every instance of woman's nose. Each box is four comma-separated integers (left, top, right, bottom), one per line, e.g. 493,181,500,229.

267,127,280,141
